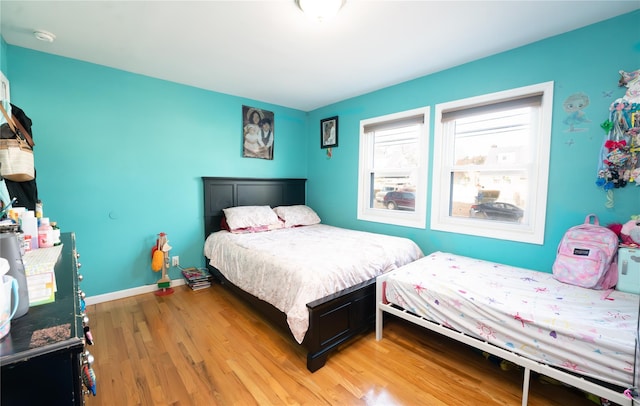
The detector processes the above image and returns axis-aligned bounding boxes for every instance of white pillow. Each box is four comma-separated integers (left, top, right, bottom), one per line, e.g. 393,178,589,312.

223,206,280,231
273,205,321,228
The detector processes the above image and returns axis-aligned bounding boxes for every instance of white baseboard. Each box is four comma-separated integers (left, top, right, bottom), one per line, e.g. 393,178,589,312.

84,278,186,305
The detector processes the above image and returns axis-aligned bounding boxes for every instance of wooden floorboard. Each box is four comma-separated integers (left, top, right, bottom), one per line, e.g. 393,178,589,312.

85,284,601,406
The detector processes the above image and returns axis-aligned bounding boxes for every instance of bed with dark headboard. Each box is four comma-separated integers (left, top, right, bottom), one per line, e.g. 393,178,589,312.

202,177,384,372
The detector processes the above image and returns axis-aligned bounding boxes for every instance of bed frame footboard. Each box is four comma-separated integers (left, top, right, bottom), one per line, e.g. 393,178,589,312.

306,278,377,372
210,264,377,372
375,273,633,406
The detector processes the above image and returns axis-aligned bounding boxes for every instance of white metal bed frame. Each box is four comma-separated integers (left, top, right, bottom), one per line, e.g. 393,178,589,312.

375,273,636,406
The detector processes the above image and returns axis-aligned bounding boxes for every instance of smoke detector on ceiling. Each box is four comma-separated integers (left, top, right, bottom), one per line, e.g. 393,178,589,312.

33,30,56,43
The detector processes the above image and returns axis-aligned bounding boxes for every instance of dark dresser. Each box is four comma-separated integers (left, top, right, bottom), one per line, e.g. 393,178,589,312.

0,232,94,405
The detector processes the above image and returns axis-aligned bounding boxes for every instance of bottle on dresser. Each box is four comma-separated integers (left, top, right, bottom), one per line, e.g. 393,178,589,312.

50,221,61,246
38,217,54,248
20,210,39,250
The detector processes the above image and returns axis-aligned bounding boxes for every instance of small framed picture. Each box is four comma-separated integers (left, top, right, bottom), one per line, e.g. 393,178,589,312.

320,116,338,149
0,70,10,102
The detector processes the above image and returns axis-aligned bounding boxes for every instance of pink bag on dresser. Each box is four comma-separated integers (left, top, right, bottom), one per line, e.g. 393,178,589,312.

552,214,619,290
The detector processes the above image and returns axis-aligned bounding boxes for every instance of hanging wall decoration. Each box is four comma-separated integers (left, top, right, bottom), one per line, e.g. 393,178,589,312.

0,71,9,104
1,71,10,129
595,69,640,208
320,116,338,159
242,105,274,160
562,92,591,133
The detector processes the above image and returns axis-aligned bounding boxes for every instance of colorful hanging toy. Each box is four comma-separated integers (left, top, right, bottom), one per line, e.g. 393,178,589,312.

151,232,174,296
81,363,97,396
595,69,640,207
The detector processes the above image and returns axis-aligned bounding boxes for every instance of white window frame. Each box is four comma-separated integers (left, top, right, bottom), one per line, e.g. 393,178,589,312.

430,82,554,244
357,106,430,229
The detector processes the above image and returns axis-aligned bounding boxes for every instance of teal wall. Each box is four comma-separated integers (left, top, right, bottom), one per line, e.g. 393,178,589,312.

305,10,639,270
5,47,307,296
1,37,7,74
3,10,639,297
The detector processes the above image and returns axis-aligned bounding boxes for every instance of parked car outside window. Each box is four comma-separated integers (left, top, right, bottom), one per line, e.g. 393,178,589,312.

375,186,396,202
469,202,523,222
383,191,415,211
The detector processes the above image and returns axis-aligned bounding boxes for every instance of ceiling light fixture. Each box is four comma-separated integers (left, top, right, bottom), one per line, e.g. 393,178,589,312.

296,0,346,21
33,30,56,43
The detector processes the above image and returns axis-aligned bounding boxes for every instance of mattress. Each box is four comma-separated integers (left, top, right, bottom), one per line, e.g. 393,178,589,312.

204,224,424,343
383,251,639,388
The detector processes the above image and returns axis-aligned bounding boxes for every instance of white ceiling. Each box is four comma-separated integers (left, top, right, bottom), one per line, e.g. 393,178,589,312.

1,1,638,111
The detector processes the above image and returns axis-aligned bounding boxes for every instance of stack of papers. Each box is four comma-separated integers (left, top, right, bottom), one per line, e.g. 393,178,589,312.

23,245,63,306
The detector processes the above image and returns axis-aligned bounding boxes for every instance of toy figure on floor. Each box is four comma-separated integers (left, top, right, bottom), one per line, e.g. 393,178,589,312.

151,232,173,296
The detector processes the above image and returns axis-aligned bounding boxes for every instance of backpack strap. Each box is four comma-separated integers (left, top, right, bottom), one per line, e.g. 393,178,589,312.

585,214,599,225
600,288,614,301
0,102,17,134
0,103,35,148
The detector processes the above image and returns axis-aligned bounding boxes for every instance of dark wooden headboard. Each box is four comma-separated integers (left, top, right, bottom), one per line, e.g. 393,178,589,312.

202,177,307,237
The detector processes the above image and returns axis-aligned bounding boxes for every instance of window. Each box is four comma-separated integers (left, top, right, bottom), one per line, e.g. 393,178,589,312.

357,107,429,228
430,82,553,244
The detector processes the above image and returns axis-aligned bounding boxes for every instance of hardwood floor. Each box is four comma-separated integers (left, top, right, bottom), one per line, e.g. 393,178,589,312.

85,284,601,406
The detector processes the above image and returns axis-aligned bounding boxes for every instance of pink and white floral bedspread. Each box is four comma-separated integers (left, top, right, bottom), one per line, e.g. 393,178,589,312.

204,224,423,343
383,251,639,387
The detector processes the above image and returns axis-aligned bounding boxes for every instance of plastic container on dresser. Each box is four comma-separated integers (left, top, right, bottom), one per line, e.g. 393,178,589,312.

617,246,640,295
0,232,97,405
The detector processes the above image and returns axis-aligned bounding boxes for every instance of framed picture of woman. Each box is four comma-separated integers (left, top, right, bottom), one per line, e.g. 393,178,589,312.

242,105,274,160
320,116,338,149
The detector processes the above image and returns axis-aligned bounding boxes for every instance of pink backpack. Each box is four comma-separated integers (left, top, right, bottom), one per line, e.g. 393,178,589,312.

552,214,619,290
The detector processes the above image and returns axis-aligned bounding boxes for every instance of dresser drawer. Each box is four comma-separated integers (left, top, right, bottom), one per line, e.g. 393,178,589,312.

617,247,640,295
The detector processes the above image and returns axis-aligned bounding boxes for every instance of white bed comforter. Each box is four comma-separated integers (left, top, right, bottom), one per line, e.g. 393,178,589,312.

204,224,423,343
384,251,640,387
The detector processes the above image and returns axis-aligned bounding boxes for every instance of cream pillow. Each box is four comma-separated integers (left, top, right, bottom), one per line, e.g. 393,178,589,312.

223,206,280,231
273,205,321,228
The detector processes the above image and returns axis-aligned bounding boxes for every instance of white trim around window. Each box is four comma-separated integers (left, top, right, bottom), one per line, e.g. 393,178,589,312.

357,106,430,229
430,82,554,244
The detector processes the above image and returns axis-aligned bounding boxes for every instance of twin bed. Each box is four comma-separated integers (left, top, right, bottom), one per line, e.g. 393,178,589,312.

203,177,639,404
377,251,640,405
